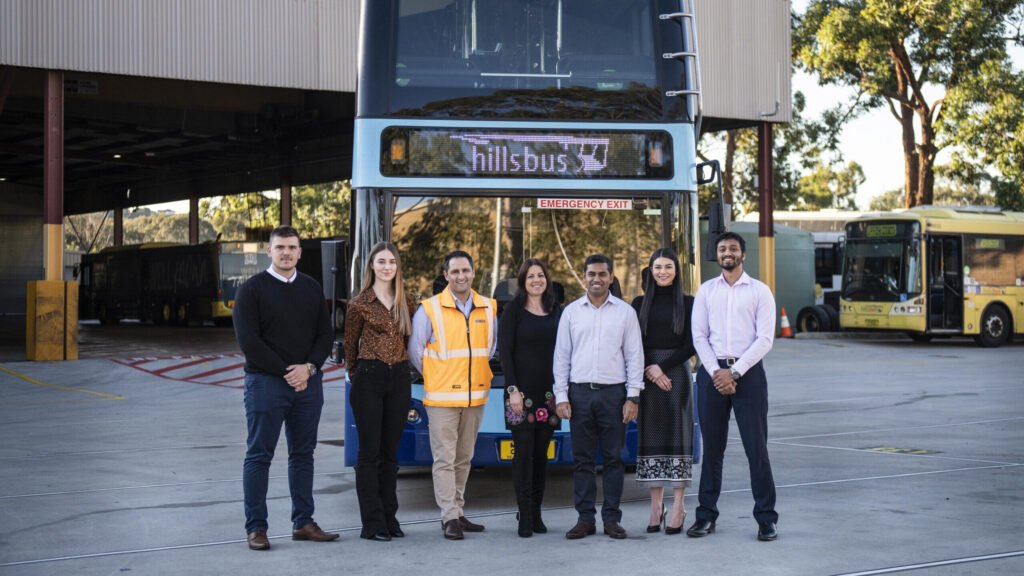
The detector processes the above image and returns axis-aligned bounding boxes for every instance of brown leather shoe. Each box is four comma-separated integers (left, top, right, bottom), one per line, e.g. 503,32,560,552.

292,522,339,542
565,521,596,540
603,521,627,539
458,516,485,532
247,530,270,550
442,518,464,540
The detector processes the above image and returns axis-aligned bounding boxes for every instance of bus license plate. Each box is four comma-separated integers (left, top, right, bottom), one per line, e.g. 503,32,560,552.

499,440,556,461
865,318,879,327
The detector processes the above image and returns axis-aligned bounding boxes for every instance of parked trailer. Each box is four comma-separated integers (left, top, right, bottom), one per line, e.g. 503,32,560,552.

78,241,269,325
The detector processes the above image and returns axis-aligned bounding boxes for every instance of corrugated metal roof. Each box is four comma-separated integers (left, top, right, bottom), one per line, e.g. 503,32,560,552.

698,0,792,123
0,0,359,92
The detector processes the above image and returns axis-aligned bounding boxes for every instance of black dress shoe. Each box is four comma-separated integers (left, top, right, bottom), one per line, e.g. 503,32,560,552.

442,519,464,540
389,527,405,538
361,531,392,542
458,516,485,532
686,519,716,538
565,521,596,540
603,521,627,540
757,521,778,541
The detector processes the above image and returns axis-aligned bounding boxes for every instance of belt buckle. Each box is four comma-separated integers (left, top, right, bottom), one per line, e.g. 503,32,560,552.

588,382,601,390
723,357,737,367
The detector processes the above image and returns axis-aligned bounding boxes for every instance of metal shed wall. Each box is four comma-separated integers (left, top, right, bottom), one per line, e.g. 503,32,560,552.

698,0,792,124
0,0,359,92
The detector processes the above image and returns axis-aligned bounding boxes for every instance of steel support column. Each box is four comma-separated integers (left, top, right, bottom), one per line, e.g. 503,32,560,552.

43,70,64,282
757,122,775,294
189,196,199,244
113,208,123,246
280,183,292,226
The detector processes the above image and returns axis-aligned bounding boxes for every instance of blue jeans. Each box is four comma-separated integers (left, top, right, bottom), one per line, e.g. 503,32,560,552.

568,383,627,524
243,371,324,533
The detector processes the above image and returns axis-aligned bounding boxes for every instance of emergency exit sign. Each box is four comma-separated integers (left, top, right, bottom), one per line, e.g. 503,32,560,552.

537,198,633,210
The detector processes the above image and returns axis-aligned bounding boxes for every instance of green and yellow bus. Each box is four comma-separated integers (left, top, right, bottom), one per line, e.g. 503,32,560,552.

839,206,1024,347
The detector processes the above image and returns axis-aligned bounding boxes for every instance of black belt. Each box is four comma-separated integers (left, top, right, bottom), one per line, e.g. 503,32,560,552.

717,357,739,368
571,381,624,389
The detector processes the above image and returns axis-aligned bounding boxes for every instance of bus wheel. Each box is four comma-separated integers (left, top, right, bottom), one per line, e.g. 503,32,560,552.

175,302,190,326
975,305,1010,348
797,306,830,332
821,304,840,330
160,302,173,325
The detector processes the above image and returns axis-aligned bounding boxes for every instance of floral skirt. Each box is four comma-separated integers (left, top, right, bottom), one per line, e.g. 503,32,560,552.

636,348,693,485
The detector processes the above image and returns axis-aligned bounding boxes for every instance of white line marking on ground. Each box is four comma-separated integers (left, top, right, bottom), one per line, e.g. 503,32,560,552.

771,416,1024,442
770,440,1021,466
829,550,1024,576
1,463,1018,567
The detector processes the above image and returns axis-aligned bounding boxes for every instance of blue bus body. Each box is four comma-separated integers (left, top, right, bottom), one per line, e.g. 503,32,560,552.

345,0,703,468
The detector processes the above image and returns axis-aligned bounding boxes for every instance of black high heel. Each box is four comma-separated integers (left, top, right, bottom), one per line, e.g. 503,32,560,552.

646,505,666,533
665,511,686,535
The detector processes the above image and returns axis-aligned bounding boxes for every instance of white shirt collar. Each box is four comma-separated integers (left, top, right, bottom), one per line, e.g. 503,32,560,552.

267,266,297,284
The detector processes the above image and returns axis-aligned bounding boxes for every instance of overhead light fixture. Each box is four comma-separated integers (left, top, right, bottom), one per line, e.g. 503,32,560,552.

0,177,6,182
113,154,122,159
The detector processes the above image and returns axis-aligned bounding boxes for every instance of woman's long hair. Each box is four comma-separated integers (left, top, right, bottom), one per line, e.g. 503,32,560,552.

361,241,412,336
514,258,558,314
637,247,687,335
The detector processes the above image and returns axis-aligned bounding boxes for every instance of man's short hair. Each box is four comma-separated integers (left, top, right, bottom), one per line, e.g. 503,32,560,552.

716,231,746,253
270,225,301,242
443,250,474,272
584,253,613,274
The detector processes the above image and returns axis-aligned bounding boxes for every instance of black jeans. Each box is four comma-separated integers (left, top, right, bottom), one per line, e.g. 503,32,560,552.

511,426,554,512
243,372,324,533
348,360,412,536
568,383,626,524
695,362,778,525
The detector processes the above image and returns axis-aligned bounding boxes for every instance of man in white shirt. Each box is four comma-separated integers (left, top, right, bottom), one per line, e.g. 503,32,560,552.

553,254,644,540
688,231,779,542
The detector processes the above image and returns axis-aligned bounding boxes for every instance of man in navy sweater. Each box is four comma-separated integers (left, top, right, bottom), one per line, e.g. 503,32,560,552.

233,226,336,550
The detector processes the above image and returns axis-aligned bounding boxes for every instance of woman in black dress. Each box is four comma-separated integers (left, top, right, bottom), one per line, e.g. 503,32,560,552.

499,258,561,538
631,247,695,535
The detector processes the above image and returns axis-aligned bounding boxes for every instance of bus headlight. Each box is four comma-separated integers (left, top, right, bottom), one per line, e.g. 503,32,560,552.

407,408,422,425
890,305,922,315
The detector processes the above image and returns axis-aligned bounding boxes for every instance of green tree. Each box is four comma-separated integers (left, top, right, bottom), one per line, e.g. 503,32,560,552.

291,181,351,239
200,192,280,241
796,161,864,210
869,167,998,210
794,0,1024,208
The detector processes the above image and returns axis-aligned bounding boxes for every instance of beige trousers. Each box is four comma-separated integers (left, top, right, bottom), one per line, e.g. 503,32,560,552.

425,405,484,523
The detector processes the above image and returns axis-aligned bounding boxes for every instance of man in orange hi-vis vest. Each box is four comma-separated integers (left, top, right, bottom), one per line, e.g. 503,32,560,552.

408,250,497,541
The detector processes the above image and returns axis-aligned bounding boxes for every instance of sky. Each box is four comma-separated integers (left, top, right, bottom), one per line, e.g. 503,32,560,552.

150,2,1023,213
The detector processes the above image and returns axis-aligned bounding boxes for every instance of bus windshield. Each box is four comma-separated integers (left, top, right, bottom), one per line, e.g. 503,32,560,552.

391,194,664,303
391,0,661,119
841,239,922,302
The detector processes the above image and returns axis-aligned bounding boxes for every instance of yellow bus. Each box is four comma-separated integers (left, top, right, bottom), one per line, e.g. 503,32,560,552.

839,206,1024,347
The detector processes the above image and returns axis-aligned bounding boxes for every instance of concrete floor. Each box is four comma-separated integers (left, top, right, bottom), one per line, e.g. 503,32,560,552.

0,327,1022,575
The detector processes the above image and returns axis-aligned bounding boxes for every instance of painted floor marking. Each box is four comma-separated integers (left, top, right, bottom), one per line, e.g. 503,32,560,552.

829,550,1024,576
771,439,1021,466
1,463,1019,568
0,366,124,400
112,355,346,388
771,416,1024,442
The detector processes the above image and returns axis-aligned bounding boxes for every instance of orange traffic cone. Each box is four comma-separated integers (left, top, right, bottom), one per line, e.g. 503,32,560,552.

779,307,794,338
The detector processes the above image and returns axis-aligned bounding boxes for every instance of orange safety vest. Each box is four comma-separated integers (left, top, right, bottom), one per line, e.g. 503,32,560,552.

421,288,496,407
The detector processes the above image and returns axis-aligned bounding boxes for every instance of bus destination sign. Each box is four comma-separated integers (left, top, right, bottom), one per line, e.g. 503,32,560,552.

381,127,673,179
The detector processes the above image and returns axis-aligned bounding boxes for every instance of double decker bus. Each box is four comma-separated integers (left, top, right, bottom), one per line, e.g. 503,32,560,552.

839,206,1024,347
344,0,709,466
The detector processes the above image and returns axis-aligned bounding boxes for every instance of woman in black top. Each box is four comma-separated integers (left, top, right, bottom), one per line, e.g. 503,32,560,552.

499,258,561,538
631,247,696,535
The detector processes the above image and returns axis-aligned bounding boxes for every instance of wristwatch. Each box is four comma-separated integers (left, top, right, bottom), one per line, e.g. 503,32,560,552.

306,362,318,376
507,385,520,395
626,396,640,405
730,368,741,381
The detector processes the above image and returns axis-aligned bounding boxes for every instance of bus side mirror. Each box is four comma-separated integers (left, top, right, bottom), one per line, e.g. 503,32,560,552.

697,160,730,262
